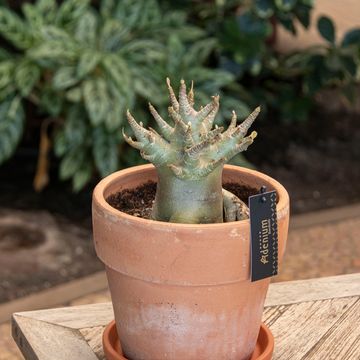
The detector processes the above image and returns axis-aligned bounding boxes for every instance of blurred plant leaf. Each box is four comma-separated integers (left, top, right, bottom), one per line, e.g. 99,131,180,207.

92,126,119,177
275,0,297,12
0,7,34,49
15,59,40,97
0,96,25,164
83,78,110,126
53,66,79,90
74,10,97,46
56,0,90,26
317,16,335,44
254,0,274,19
77,50,101,78
72,161,92,191
341,28,360,47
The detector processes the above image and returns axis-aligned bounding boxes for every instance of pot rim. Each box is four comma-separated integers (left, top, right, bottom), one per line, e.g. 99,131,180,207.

93,164,289,229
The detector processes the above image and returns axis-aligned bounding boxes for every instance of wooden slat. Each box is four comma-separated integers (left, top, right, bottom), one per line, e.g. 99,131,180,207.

12,315,98,360
304,298,360,360
266,297,358,360
13,302,114,330
266,273,360,307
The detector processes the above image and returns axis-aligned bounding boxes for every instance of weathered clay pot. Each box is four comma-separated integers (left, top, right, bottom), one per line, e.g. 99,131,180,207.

93,164,289,360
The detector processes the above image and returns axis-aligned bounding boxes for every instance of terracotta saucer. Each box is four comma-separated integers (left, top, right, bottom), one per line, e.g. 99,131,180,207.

103,320,274,360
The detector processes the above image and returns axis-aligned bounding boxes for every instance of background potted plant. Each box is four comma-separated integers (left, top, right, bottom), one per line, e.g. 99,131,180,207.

92,79,290,359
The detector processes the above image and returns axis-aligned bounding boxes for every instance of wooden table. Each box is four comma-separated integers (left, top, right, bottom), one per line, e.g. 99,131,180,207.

12,273,360,360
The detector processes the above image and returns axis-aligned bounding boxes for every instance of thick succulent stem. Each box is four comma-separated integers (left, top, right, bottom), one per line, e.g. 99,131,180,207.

123,78,260,223
151,166,223,223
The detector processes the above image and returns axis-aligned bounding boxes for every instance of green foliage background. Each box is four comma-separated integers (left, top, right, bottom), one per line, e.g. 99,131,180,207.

0,0,359,190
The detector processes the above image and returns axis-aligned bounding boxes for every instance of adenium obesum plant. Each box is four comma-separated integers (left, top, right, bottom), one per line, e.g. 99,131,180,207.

124,79,260,224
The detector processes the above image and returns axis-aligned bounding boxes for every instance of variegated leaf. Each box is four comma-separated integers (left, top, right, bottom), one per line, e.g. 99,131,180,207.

0,96,25,164
83,78,110,126
77,50,101,78
0,7,34,49
15,60,41,97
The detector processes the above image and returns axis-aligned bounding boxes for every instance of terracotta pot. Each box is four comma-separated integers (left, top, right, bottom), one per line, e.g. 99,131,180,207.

93,164,289,360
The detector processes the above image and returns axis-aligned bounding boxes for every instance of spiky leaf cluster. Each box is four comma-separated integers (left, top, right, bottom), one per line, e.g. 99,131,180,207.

0,0,241,191
125,79,259,180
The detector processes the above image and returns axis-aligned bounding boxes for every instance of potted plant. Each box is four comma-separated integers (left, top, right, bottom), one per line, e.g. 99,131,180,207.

92,79,289,360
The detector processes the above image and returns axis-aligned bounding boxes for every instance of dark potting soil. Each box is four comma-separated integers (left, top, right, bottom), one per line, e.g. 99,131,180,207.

106,181,259,219
107,181,156,219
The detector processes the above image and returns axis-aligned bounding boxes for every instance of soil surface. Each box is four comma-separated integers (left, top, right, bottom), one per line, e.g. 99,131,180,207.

107,181,157,219
0,90,359,303
107,181,259,219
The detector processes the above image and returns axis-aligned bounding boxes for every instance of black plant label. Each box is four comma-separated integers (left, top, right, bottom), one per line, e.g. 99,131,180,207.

249,190,278,282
